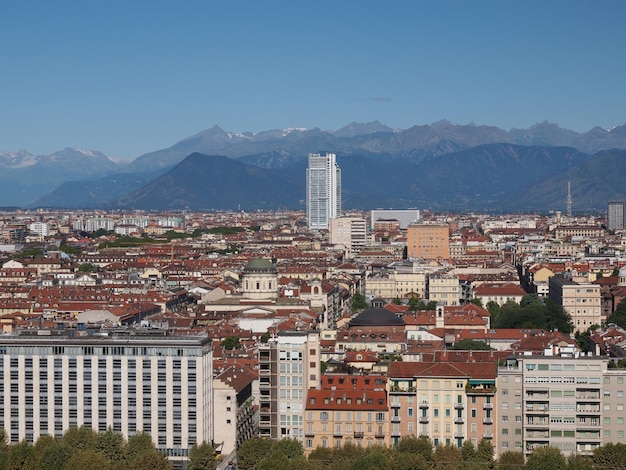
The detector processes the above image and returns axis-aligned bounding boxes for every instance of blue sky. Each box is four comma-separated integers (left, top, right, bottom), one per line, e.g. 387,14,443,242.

2,1,625,160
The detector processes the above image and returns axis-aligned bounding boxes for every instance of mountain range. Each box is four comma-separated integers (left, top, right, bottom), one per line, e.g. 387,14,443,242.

5,120,626,212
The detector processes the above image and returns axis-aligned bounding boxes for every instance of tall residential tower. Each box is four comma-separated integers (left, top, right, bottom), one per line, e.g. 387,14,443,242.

306,152,341,230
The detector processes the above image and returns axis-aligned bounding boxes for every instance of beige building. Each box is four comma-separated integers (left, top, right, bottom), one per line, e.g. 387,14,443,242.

329,217,367,259
407,223,450,260
428,272,461,306
388,360,497,448
549,275,602,333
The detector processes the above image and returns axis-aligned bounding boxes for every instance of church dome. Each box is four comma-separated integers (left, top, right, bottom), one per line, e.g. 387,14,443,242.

243,257,277,273
349,307,405,327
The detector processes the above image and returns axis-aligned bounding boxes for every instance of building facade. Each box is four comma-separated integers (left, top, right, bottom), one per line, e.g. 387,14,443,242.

0,330,213,467
258,331,321,441
329,216,367,259
306,153,341,230
549,275,602,333
607,201,626,232
407,223,450,260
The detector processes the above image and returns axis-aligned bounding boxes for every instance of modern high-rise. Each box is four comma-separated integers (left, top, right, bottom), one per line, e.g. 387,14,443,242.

0,330,213,468
607,201,626,232
306,152,341,230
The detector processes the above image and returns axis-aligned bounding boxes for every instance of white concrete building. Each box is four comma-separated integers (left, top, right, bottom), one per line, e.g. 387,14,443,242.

306,153,341,230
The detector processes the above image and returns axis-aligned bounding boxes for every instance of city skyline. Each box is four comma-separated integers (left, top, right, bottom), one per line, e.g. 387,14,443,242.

2,1,626,160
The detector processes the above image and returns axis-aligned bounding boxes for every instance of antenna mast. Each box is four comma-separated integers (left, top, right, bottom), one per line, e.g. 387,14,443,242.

566,181,572,220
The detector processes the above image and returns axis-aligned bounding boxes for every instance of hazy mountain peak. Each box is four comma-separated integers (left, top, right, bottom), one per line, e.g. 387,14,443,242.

334,120,394,137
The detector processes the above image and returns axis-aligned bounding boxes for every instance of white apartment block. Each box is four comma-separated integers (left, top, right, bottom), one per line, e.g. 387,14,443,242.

28,222,49,238
428,272,461,306
0,331,213,467
306,153,341,230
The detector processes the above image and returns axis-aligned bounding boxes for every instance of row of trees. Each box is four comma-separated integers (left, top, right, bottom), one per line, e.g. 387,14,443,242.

486,294,573,334
236,436,626,470
0,427,217,470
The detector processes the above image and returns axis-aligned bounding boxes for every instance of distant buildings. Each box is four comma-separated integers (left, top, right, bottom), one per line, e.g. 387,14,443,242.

371,209,420,230
549,275,602,333
607,201,626,232
306,153,341,230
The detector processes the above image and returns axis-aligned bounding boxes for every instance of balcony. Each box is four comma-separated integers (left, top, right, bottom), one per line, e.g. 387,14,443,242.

483,403,493,410
354,431,364,439
454,417,465,424
391,415,401,423
419,401,429,409
454,403,464,410
333,431,343,438
375,432,385,439
483,432,493,439
454,432,465,439
483,417,493,425
390,401,401,409
305,431,315,437
419,417,429,424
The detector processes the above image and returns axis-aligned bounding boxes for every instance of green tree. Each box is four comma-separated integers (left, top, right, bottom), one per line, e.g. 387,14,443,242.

525,446,566,470
389,451,430,470
408,297,423,312
426,300,438,310
260,331,271,343
125,432,156,462
64,449,111,470
487,301,500,325
37,442,72,470
188,442,216,470
123,451,172,470
593,442,626,469
351,292,369,312
460,440,477,461
520,294,542,309
62,426,98,453
237,438,274,470
95,427,125,468
78,262,98,273
476,438,495,465
544,299,573,334
392,298,403,305
470,298,484,307
59,244,82,255
497,451,524,470
607,297,626,329
6,440,35,470
432,444,460,470
221,336,241,350
351,449,390,470
396,435,433,462
567,454,593,470
450,339,493,350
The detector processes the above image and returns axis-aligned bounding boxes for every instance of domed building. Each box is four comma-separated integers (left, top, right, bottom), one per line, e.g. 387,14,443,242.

241,257,278,300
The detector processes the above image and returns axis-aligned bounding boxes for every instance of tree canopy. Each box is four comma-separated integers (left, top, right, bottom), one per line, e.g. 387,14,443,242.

492,295,573,333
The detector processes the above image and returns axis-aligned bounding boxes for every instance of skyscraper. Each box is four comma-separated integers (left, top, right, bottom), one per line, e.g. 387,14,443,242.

306,152,341,230
607,201,626,232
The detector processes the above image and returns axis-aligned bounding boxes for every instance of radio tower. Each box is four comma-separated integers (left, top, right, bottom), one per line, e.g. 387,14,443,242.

566,181,572,220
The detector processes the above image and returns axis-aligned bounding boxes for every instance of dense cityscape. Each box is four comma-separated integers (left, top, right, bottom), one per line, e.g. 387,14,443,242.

0,153,625,469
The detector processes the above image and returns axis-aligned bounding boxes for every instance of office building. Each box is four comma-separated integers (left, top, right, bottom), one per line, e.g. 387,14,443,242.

371,209,420,230
407,223,450,260
0,330,213,467
306,153,341,230
607,201,626,232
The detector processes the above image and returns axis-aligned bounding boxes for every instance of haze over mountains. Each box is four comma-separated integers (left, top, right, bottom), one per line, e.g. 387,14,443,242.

4,120,626,212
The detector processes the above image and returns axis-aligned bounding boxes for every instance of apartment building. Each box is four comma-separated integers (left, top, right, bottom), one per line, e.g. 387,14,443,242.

497,355,626,458
407,223,450,260
258,331,320,441
549,275,602,333
428,272,461,306
388,361,497,448
0,330,213,467
329,216,367,259
304,374,389,452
